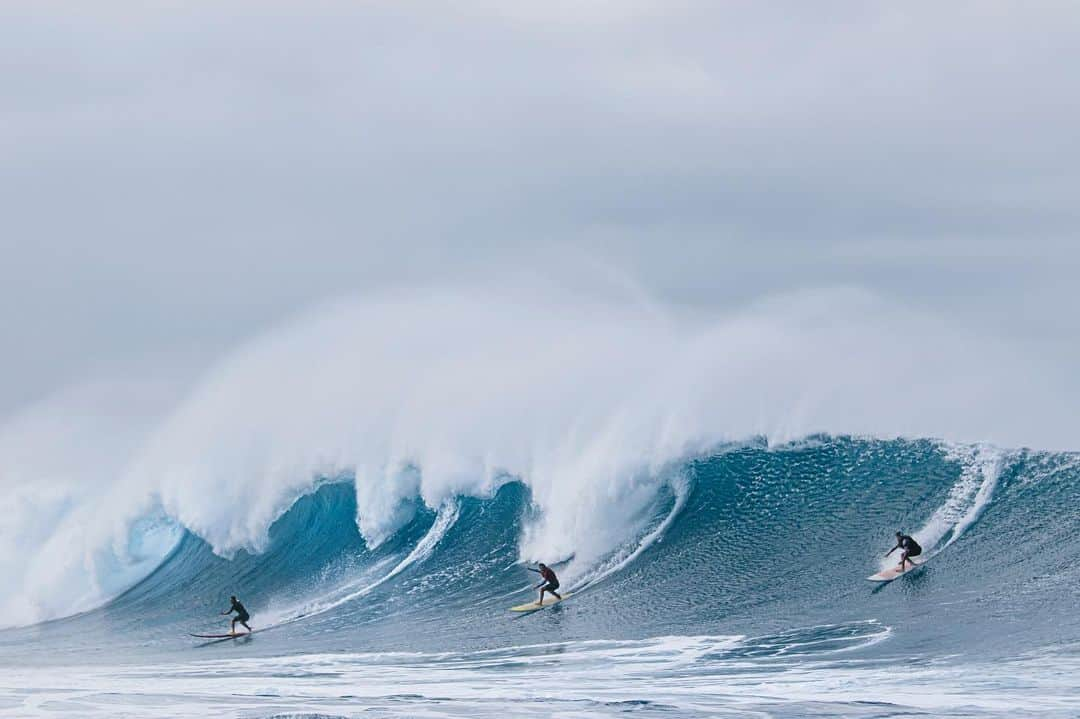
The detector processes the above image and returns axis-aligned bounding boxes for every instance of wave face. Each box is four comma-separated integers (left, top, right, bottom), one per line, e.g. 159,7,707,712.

7,437,1078,667
2,285,1073,631
2,289,1078,716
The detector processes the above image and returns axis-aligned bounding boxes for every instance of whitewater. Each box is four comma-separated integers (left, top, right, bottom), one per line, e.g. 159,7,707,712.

1,286,1077,718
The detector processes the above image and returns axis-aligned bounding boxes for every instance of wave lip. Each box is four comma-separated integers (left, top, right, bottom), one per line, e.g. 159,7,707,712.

4,435,1080,671
3,284,1077,627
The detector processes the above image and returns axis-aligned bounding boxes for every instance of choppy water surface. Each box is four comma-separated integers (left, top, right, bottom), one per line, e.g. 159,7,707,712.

2,438,1078,717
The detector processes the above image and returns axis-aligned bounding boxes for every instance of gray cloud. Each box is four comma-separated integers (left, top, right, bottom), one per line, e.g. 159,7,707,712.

1,1,1078,414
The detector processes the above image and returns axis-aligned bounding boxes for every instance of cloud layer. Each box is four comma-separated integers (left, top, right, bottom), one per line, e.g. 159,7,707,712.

1,2,1078,414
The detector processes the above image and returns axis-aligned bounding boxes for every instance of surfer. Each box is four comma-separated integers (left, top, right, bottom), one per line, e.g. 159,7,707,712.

885,531,922,571
528,563,562,604
221,595,252,635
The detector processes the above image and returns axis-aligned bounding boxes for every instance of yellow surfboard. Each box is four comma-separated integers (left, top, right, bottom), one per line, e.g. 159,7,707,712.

509,593,571,612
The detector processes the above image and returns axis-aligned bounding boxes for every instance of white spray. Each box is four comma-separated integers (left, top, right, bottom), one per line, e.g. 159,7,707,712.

0,283,1071,626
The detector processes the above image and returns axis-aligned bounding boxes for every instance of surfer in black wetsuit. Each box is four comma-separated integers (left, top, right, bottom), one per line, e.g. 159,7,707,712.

885,531,922,571
222,595,252,635
528,563,562,605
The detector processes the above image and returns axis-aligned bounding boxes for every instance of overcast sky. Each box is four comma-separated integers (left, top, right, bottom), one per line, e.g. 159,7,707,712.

1,1,1078,418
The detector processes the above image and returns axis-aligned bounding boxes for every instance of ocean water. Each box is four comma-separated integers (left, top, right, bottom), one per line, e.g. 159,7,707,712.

2,437,1078,718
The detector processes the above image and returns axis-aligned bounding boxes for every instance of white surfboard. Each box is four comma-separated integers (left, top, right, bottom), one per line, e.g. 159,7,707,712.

509,593,571,612
867,557,926,582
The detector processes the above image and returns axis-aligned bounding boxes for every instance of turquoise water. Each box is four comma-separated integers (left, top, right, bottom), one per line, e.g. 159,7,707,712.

2,437,1078,717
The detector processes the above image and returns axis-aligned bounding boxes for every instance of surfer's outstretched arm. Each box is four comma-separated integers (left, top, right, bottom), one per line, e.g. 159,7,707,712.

885,543,899,557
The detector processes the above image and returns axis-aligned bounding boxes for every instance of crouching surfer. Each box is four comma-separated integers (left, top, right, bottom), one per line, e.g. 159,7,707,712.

528,563,562,605
222,595,252,635
885,531,922,571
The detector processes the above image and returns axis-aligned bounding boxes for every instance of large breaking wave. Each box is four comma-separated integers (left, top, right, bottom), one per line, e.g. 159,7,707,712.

0,283,1074,633
6,437,1078,668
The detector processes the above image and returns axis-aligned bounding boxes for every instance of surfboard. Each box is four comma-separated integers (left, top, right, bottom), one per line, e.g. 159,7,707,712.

189,632,252,639
867,558,926,582
509,594,571,612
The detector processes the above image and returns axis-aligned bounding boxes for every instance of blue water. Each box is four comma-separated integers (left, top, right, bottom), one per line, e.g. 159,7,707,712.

2,437,1078,717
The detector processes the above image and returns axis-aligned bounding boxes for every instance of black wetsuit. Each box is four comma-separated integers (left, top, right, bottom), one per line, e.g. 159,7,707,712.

228,598,250,623
898,535,922,557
